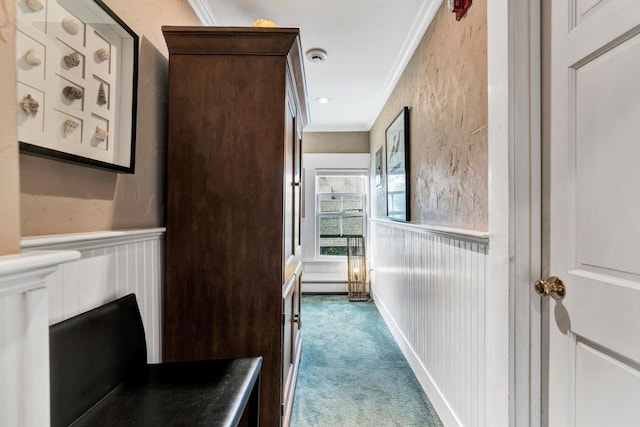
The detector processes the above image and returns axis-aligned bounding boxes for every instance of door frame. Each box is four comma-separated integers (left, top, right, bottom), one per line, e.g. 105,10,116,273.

486,0,542,425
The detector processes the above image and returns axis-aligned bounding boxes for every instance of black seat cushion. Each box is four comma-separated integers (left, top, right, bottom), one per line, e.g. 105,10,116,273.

70,357,263,427
50,294,147,427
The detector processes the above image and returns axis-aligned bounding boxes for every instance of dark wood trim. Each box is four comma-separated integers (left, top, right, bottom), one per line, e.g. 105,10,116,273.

163,26,298,55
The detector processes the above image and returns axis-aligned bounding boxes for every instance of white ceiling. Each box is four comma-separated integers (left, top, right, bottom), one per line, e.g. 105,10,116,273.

189,0,441,132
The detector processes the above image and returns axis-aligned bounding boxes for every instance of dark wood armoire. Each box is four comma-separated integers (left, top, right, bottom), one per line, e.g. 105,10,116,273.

162,26,308,427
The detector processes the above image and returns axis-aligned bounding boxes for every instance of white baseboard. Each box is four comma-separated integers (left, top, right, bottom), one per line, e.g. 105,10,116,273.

372,287,462,427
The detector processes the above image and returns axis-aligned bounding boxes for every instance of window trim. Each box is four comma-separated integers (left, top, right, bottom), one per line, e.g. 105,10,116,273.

314,169,368,259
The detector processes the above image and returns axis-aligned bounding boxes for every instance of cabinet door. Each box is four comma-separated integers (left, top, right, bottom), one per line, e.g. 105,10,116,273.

294,123,302,251
293,272,301,351
282,274,296,420
284,93,295,267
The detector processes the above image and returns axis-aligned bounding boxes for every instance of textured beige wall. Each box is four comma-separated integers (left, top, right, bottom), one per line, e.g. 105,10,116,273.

0,0,20,254
303,131,369,154
19,0,200,236
370,1,487,231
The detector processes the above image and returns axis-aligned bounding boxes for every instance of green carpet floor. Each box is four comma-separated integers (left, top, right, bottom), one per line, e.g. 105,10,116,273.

290,295,443,427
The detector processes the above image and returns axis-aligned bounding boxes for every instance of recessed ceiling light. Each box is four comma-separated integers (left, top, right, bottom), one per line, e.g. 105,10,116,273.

306,48,328,63
316,97,331,104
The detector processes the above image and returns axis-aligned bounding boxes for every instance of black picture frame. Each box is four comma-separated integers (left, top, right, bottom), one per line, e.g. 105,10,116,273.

16,0,139,173
385,106,410,221
374,146,384,189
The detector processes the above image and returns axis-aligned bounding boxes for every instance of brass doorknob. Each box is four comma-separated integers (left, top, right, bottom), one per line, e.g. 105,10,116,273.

535,276,566,300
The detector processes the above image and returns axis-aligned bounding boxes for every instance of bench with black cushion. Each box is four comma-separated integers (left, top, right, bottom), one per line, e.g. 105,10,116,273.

49,294,262,427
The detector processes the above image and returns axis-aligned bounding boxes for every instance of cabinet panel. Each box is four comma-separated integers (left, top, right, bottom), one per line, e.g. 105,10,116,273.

294,126,302,250
293,274,301,350
282,278,294,409
284,95,295,263
282,270,300,427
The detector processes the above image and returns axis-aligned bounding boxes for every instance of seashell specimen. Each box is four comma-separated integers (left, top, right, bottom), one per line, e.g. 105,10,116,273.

63,52,80,68
62,18,80,35
97,82,107,106
63,119,79,136
63,86,83,101
93,126,108,142
24,49,42,66
26,0,44,12
96,48,110,61
20,94,39,117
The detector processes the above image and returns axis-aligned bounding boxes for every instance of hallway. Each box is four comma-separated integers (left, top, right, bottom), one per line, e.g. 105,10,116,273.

291,295,443,426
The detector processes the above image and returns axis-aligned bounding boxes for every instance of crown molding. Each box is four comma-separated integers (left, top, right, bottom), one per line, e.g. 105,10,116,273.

367,0,441,129
188,0,218,25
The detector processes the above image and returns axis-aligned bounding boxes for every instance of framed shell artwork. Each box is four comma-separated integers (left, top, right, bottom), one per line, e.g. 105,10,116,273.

16,0,139,173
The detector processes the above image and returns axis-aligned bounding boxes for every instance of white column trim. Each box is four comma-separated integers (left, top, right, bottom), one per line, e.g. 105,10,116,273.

487,0,514,425
0,250,80,295
511,0,542,426
0,250,79,427
487,0,542,426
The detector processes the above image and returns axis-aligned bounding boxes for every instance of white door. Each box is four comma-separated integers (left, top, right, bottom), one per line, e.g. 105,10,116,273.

546,0,640,425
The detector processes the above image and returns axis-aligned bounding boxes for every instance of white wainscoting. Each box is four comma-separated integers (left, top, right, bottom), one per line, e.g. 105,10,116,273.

0,250,80,427
370,219,489,427
22,228,166,363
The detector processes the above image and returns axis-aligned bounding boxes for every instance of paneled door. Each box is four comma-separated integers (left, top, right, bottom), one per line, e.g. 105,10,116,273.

546,0,640,425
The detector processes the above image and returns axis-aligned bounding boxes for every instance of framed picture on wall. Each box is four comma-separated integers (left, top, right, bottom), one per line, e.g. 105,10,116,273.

374,146,384,189
385,106,410,221
16,0,139,173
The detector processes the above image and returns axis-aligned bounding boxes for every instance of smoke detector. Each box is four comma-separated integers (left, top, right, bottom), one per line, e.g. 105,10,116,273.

306,48,328,63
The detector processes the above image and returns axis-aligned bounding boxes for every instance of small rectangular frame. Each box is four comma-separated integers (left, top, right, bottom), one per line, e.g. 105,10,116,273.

374,145,384,189
385,106,410,221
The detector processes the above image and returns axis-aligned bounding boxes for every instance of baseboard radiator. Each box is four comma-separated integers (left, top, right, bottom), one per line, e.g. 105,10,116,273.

370,219,489,427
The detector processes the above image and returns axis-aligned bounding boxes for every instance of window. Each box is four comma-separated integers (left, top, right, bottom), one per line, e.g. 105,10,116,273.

316,171,367,257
